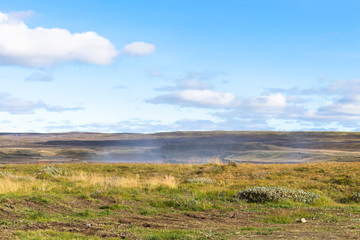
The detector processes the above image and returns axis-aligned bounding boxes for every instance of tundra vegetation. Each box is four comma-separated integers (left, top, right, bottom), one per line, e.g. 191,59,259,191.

0,162,359,239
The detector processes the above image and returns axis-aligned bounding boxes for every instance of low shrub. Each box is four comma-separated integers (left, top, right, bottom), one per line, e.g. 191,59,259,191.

331,176,353,185
0,171,32,181
236,186,320,204
227,161,238,167
352,192,360,202
35,165,69,179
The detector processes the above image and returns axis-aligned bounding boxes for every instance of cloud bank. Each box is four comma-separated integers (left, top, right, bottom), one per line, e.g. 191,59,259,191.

146,73,360,131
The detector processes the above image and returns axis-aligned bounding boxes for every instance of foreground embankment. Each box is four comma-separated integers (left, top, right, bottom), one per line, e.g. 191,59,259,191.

0,162,359,239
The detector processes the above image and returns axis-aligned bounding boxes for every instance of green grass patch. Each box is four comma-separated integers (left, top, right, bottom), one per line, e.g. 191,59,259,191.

139,207,159,215
15,230,104,240
72,209,93,218
23,209,48,221
134,229,223,240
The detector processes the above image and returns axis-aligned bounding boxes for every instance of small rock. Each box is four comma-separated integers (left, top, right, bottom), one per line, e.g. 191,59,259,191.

300,218,306,223
85,223,92,227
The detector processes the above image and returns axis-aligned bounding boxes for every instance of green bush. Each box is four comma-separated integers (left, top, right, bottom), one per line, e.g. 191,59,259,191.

236,186,320,204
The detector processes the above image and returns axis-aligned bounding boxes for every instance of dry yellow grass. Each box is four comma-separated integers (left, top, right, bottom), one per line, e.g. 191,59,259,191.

0,178,30,194
206,157,223,165
68,171,177,189
0,162,359,203
0,176,51,194
146,175,177,188
0,169,177,196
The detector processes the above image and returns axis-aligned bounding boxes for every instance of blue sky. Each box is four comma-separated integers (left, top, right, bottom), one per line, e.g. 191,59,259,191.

1,0,360,132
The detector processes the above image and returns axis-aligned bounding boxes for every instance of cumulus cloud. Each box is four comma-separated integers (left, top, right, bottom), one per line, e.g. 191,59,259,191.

179,89,235,106
25,72,53,82
0,92,83,114
0,11,118,67
149,73,236,108
122,41,156,56
242,93,286,109
149,90,290,114
150,89,236,108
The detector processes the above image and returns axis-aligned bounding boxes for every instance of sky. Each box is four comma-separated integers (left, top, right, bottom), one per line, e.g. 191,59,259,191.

1,0,360,133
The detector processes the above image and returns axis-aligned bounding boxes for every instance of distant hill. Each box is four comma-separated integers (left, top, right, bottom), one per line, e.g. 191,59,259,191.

1,131,360,164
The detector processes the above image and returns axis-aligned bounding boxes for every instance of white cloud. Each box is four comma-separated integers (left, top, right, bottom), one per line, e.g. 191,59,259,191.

7,10,34,22
149,89,235,108
243,93,287,109
0,11,118,67
178,89,235,107
150,88,287,111
147,73,360,131
122,41,156,56
149,73,288,111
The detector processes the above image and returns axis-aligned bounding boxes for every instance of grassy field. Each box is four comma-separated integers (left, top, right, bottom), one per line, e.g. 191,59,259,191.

0,161,360,239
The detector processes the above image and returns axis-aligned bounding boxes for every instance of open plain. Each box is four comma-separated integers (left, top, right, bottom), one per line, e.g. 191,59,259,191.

0,131,360,239
2,131,360,164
